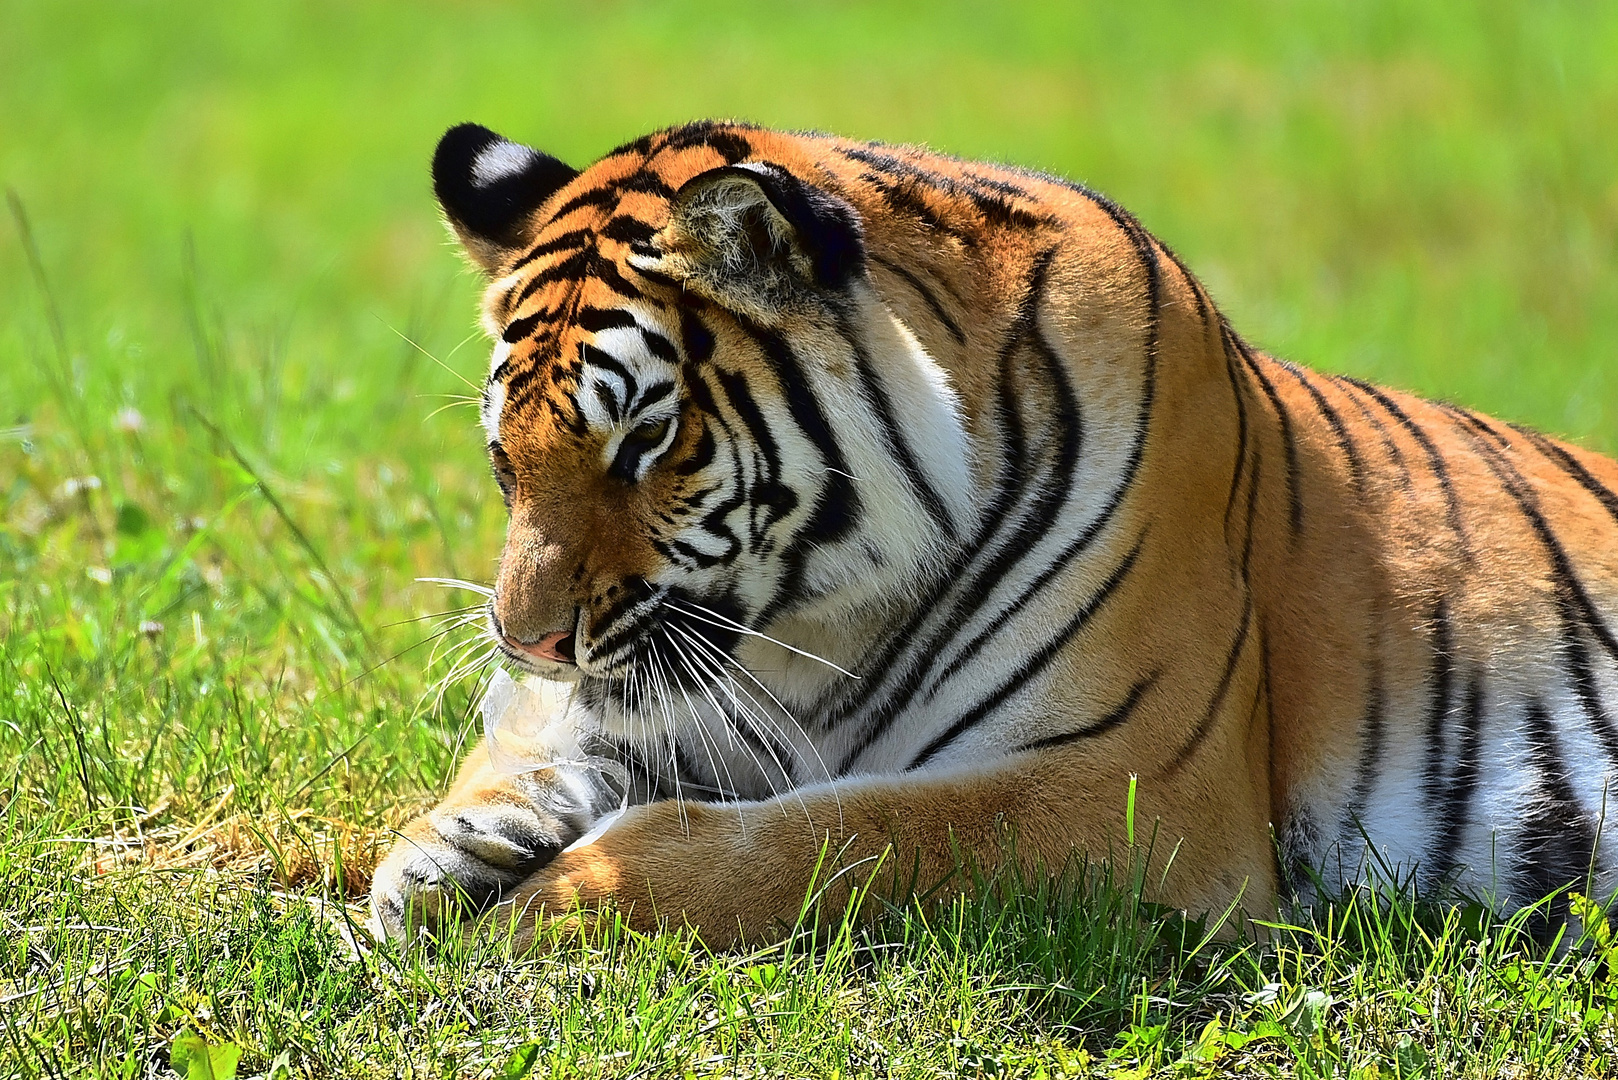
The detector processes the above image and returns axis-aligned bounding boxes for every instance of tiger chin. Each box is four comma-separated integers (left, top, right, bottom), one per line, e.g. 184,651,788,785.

370,120,1618,949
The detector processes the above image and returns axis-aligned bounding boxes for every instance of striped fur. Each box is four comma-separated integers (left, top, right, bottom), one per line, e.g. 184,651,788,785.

372,122,1617,946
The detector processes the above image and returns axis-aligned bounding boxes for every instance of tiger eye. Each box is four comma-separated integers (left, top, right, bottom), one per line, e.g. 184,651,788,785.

632,417,671,447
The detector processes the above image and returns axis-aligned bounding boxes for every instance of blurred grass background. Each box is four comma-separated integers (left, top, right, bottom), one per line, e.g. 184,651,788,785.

6,0,1617,457
3,2,1617,1075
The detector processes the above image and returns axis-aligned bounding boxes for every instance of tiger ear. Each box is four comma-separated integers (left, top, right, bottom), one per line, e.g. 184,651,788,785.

640,163,865,316
432,123,579,273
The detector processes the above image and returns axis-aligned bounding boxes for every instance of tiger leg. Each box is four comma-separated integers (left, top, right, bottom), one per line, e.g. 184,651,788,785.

370,738,620,938
492,748,1278,950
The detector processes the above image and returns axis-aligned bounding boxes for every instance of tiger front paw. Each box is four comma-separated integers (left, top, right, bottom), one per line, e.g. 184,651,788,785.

370,782,597,941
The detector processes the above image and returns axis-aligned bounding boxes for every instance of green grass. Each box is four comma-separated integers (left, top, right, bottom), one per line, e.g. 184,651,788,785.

2,1,1617,1076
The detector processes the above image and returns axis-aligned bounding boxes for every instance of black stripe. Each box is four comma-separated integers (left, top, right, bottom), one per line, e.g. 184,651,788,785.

713,369,783,485
674,421,716,476
1220,323,1253,535
1516,424,1618,529
1277,361,1367,494
851,210,1161,767
599,215,658,247
824,250,1064,753
660,123,755,162
1446,406,1512,450
634,380,675,414
860,171,975,246
1331,377,1413,490
1163,593,1254,774
1430,670,1485,883
1516,700,1597,938
509,228,594,274
639,327,680,365
581,344,639,407
680,307,716,363
592,380,621,423
839,144,922,178
742,324,862,625
603,132,656,160
614,172,677,199
1554,588,1618,766
689,461,747,567
513,248,593,303
589,254,645,301
1236,348,1303,536
839,145,960,196
710,370,796,548
962,170,1034,200
1162,246,1216,341
847,335,958,537
1439,405,1618,666
501,312,544,344
547,185,619,222
907,539,1146,769
576,306,639,333
870,254,967,345
1421,600,1454,817
1342,378,1469,554
1014,671,1157,754
1343,654,1387,834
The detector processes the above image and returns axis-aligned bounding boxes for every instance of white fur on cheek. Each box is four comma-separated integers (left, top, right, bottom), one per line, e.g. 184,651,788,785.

488,340,512,379
481,381,506,443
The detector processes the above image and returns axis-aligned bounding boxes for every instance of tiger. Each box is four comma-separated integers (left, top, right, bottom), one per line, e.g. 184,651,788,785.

370,120,1618,949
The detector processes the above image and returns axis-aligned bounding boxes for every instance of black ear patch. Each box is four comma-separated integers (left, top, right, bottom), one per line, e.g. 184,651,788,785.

432,123,578,270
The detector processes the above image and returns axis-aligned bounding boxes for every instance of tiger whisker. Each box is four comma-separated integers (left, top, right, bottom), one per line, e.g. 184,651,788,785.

663,626,784,802
644,640,691,832
417,576,496,597
377,317,482,393
424,615,490,671
655,634,750,829
418,643,499,720
665,600,860,679
376,603,485,631
671,621,842,825
667,622,794,763
666,624,812,822
422,398,483,422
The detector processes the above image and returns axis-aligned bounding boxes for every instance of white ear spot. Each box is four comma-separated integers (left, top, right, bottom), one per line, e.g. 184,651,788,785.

472,141,535,188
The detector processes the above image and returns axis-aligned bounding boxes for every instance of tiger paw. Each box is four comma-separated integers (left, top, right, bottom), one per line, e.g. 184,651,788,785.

370,783,596,940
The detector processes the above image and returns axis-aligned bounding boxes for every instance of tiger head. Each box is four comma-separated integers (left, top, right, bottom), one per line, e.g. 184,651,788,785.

433,123,973,727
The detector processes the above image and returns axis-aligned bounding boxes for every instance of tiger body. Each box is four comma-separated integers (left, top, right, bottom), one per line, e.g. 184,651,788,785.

371,121,1618,945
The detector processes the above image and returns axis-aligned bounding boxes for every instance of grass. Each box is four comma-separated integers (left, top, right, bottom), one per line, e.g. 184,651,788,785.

2,0,1617,1075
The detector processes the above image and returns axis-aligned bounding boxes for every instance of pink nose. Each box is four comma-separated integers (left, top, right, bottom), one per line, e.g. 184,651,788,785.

507,630,576,664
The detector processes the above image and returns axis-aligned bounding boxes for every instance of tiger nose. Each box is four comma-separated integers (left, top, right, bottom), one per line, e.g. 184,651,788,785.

506,629,577,665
